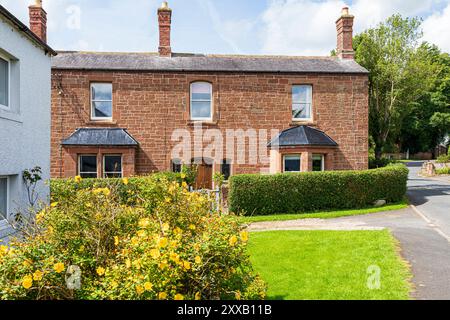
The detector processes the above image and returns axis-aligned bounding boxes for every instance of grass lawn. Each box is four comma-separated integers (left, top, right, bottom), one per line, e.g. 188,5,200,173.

239,200,408,224
248,230,412,300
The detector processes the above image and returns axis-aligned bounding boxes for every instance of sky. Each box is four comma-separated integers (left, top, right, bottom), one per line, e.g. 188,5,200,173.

1,0,450,55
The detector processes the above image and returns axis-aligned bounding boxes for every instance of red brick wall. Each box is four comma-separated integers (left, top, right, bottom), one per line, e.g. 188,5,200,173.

51,70,369,178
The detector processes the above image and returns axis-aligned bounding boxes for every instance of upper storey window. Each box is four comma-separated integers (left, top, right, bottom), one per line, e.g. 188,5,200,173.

91,83,113,120
190,82,212,121
0,56,9,109
292,85,312,121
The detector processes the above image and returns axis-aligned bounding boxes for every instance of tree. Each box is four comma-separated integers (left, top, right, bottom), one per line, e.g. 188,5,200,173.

354,15,439,159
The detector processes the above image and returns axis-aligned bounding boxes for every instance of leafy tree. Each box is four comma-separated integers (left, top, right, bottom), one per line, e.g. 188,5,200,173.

354,15,439,159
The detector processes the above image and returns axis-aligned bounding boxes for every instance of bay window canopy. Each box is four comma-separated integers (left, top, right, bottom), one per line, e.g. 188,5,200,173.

62,128,139,147
268,126,338,148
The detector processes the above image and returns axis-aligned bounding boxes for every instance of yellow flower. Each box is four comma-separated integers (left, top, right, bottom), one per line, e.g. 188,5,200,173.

195,292,202,300
22,275,33,289
23,259,32,267
133,260,142,270
235,291,241,300
194,244,201,251
144,282,153,291
137,230,147,238
189,224,196,230
53,262,65,273
50,202,58,208
170,252,180,263
96,267,106,276
158,292,167,300
174,294,184,300
150,249,161,259
157,237,168,248
173,227,182,235
159,261,168,270
183,261,191,270
170,240,178,249
122,177,129,185
195,256,202,264
165,197,172,204
102,188,111,196
114,236,120,246
182,181,188,189
162,223,170,232
180,173,186,179
136,285,145,295
125,259,132,269
229,235,238,247
138,218,150,228
240,231,249,242
0,245,8,256
33,270,43,281
74,176,82,183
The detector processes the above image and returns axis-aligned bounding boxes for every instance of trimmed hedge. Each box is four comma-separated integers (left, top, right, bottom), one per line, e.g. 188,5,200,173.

50,172,183,204
228,164,409,216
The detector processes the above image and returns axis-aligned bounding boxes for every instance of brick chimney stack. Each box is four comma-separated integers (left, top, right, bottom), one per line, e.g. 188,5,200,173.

336,7,354,59
29,0,47,43
158,1,172,57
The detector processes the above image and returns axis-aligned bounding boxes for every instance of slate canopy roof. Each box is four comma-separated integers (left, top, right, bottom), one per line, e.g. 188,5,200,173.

52,51,369,74
62,128,139,147
268,126,338,148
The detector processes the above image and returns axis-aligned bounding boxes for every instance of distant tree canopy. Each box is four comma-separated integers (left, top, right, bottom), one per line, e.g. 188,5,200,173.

354,15,450,159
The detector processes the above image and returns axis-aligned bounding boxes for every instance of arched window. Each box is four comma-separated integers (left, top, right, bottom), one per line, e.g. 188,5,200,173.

190,82,212,121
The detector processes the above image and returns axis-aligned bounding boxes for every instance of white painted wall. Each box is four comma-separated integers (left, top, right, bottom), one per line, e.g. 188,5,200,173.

0,14,51,231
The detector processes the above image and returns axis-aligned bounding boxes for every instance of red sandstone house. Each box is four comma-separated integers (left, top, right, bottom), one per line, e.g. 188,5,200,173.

46,2,368,189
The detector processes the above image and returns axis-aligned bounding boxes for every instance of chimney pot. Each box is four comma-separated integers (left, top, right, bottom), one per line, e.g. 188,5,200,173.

29,0,47,43
336,7,354,59
158,1,172,57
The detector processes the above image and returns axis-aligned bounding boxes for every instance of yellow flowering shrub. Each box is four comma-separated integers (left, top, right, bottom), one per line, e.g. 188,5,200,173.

0,176,266,300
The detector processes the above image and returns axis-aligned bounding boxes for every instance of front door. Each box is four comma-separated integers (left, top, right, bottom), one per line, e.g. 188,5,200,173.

194,160,213,190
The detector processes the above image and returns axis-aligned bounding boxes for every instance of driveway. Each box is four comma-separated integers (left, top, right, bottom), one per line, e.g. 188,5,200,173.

249,162,450,300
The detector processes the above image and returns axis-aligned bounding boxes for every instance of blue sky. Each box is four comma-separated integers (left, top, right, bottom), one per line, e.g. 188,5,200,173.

1,0,450,55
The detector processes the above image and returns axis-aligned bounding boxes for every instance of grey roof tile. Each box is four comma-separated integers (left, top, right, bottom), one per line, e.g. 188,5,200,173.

62,128,139,146
268,126,338,147
52,51,369,74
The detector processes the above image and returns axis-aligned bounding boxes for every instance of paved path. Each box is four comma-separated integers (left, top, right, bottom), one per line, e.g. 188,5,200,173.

249,162,450,300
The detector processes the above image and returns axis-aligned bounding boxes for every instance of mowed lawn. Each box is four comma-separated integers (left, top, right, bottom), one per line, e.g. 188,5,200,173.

247,230,412,300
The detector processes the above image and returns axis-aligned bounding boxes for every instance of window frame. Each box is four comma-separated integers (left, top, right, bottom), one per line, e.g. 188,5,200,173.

78,155,98,178
312,154,325,172
283,154,302,173
190,81,213,121
0,53,11,111
171,159,182,173
0,176,9,223
103,154,123,178
292,84,313,122
90,82,113,121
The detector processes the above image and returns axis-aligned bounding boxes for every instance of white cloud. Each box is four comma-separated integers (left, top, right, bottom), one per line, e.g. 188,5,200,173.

422,3,450,52
259,0,442,56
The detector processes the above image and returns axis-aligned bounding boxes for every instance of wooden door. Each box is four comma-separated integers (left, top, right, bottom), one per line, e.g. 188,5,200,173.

195,161,213,190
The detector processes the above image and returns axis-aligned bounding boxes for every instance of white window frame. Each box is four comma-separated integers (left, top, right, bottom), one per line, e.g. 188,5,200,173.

78,155,98,178
0,176,9,224
190,82,213,121
312,154,325,172
283,154,302,173
103,154,123,178
90,83,113,121
0,53,11,111
292,85,313,122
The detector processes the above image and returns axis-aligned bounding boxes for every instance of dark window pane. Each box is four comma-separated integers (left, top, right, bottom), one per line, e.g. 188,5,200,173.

93,101,112,118
91,83,112,101
172,160,182,173
104,156,122,173
221,160,231,180
284,155,301,172
313,155,324,172
0,57,8,107
0,178,7,220
80,156,97,173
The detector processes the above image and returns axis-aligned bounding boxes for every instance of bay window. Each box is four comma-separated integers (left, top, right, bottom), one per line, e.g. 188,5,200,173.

103,155,123,178
283,154,301,172
312,154,325,172
79,155,98,178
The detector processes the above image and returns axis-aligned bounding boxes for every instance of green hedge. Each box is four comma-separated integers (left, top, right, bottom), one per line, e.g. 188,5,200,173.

228,164,409,216
50,172,182,205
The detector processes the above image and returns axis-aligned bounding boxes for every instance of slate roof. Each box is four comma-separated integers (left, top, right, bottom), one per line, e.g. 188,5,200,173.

62,128,139,146
268,126,338,148
52,51,369,74
0,5,57,56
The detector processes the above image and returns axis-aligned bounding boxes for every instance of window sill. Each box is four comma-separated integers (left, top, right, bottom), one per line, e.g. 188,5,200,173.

290,120,317,127
85,120,118,126
0,109,23,123
187,120,218,126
